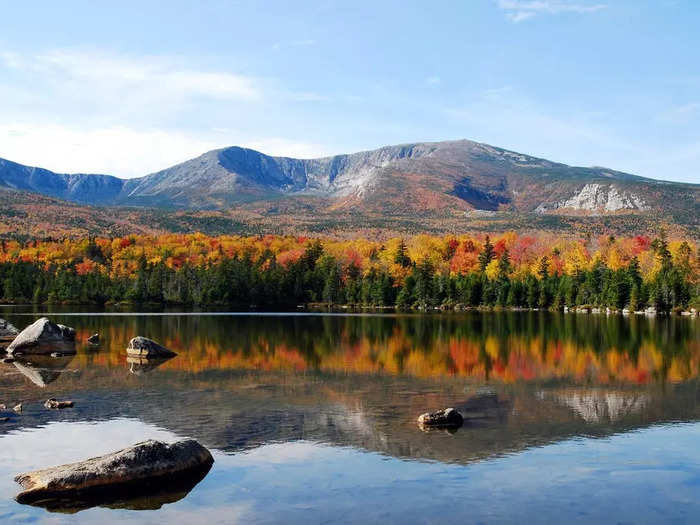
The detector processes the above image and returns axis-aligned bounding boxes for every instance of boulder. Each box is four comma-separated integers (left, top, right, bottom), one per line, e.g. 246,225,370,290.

0,318,19,342
6,318,76,355
126,337,177,358
87,333,100,345
417,408,464,429
14,439,214,508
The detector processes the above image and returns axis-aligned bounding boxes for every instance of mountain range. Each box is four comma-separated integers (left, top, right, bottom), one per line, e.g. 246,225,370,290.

1,139,698,238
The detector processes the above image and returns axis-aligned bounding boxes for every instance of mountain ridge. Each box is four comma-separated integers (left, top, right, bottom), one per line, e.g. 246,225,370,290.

1,139,698,234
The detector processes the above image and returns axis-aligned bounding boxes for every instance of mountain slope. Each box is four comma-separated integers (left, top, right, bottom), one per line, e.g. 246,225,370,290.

1,140,698,229
0,158,125,205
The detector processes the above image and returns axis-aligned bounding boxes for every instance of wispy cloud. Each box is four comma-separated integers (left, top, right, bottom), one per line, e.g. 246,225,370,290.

496,1,608,22
0,48,335,175
272,39,316,51
2,49,261,101
656,102,700,125
426,76,441,86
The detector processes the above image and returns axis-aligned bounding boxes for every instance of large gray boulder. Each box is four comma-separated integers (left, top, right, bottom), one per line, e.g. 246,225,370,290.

126,337,177,358
6,318,76,355
15,439,213,507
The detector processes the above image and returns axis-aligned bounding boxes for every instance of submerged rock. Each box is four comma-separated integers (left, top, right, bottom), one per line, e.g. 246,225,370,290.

44,398,74,409
14,439,214,510
87,333,100,345
6,318,76,355
417,408,464,429
126,337,177,358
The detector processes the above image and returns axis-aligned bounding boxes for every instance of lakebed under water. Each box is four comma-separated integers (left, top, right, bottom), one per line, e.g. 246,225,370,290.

0,309,699,524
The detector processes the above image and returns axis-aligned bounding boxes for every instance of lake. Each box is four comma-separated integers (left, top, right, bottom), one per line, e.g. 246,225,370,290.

1,309,699,524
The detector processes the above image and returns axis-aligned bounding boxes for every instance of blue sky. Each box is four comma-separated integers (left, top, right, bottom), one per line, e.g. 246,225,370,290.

0,0,698,183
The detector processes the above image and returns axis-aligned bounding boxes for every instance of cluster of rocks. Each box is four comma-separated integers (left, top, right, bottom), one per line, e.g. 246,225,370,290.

563,306,698,316
1,316,205,509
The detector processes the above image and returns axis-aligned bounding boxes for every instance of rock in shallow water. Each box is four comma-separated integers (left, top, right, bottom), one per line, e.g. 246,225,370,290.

14,439,214,509
417,408,464,429
126,336,177,358
0,318,19,341
6,318,76,355
44,398,74,409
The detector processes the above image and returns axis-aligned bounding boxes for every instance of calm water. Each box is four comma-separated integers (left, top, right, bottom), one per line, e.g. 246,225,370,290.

0,309,699,524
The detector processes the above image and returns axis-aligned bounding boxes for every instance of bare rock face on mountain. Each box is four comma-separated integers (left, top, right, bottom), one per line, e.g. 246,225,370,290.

6,318,76,355
14,439,214,509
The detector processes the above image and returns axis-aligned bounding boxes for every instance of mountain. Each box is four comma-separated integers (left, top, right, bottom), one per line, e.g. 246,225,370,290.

0,158,124,205
1,139,698,237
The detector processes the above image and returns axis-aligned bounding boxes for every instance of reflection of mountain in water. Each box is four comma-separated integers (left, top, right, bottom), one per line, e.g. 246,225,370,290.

539,389,651,423
0,311,698,466
2,362,699,466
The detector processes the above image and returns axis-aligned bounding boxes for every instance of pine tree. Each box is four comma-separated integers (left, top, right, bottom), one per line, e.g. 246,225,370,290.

478,236,496,272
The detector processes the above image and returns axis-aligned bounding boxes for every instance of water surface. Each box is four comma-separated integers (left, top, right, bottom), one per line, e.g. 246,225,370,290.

1,310,698,523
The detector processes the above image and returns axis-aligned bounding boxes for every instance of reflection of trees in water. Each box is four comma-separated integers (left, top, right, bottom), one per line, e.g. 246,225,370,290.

6,312,698,383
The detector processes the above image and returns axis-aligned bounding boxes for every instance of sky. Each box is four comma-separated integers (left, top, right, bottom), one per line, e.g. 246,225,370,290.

0,0,698,183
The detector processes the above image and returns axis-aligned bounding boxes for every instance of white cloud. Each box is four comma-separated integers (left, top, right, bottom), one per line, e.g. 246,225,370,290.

0,123,329,177
496,1,608,22
0,49,334,176
0,123,226,177
426,76,441,86
3,49,261,101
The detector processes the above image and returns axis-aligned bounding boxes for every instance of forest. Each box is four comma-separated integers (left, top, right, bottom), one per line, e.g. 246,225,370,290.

0,232,697,312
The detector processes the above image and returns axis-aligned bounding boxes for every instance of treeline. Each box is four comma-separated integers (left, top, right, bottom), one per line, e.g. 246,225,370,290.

0,236,697,312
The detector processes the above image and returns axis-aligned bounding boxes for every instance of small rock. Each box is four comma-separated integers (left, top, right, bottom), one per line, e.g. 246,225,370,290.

417,408,464,429
0,403,5,410
126,337,177,358
44,398,73,410
87,333,100,344
14,403,22,413
0,417,8,422
50,352,65,358
2,357,15,363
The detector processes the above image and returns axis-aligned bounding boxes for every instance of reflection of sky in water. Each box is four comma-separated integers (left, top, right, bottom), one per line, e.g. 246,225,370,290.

2,419,699,524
